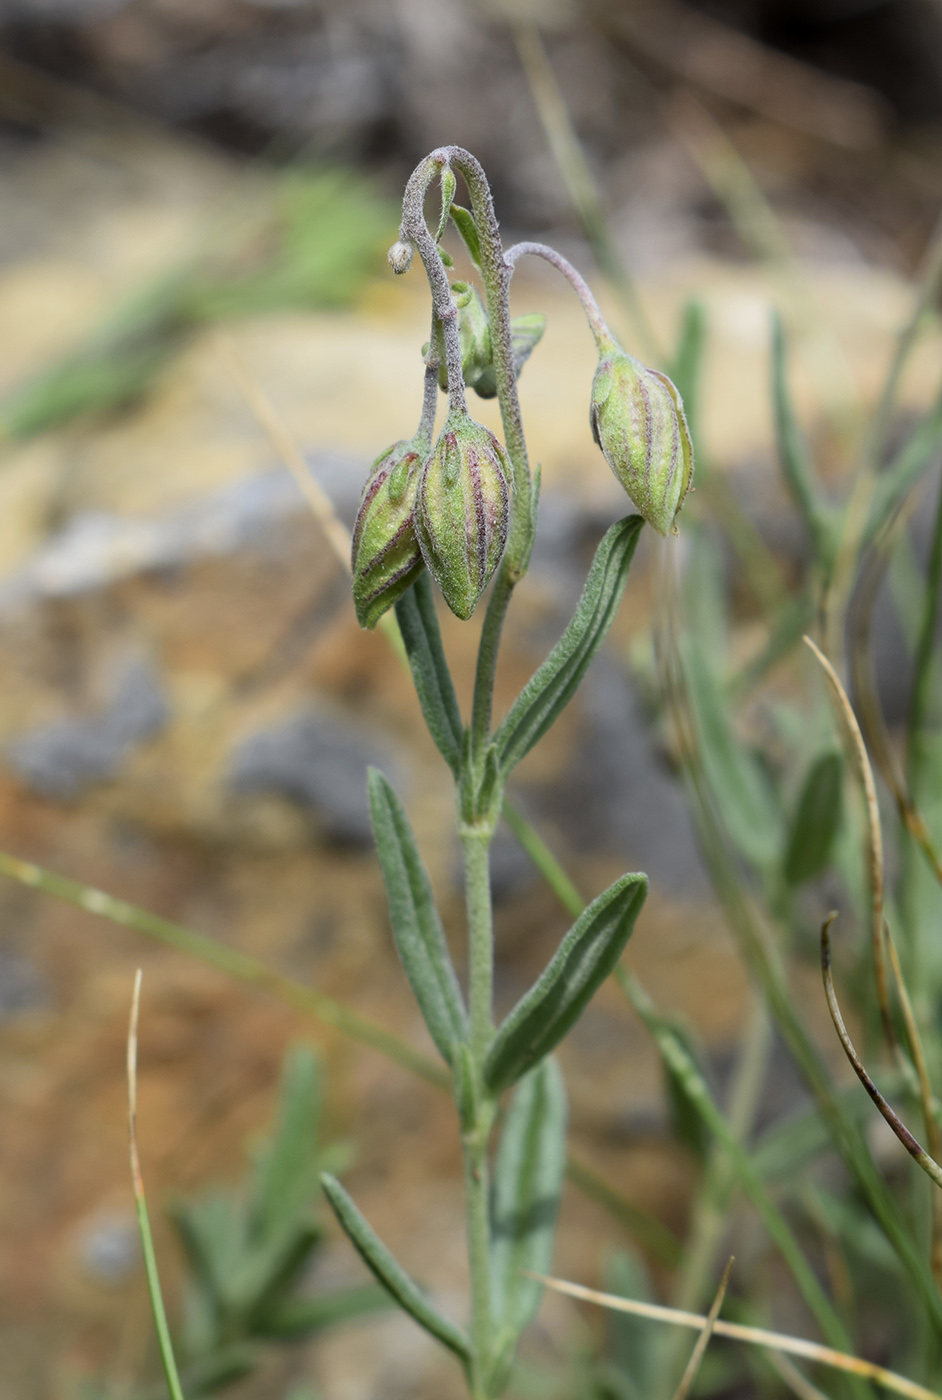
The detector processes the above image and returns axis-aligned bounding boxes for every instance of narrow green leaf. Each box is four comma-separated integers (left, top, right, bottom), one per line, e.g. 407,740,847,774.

617,968,858,1363
450,204,482,269
495,516,644,773
255,1282,392,1338
783,750,844,886
485,872,647,1094
771,313,836,569
248,1046,321,1243
395,571,464,775
436,167,457,244
490,1059,567,1355
682,639,783,869
865,384,942,541
368,770,468,1064
669,299,706,448
320,1173,472,1365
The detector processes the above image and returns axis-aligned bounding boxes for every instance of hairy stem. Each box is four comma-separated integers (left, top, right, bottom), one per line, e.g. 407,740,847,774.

506,240,615,351
441,147,532,575
399,155,467,415
461,821,497,1388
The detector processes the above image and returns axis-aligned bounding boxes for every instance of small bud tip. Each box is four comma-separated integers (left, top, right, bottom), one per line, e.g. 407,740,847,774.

388,240,414,275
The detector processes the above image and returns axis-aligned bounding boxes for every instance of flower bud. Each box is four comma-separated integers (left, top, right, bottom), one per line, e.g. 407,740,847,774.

437,285,492,396
416,413,511,620
388,240,414,275
351,441,424,629
590,349,694,535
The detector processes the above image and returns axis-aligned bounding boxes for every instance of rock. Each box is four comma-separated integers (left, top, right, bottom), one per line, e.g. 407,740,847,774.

228,709,397,846
533,657,707,896
0,951,47,1018
7,656,169,801
0,455,362,612
76,1211,140,1286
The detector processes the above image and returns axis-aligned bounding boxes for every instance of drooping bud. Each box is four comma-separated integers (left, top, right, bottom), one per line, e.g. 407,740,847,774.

590,348,694,535
416,413,511,620
437,285,492,396
351,441,424,628
437,286,547,400
388,240,414,275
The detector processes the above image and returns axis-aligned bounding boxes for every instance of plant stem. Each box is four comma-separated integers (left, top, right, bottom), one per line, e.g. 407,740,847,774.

505,240,615,352
399,155,467,415
461,821,497,1391
463,824,495,1067
443,147,532,576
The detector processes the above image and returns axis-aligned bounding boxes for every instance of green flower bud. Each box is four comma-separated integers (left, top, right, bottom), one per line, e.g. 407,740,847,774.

416,413,511,620
437,286,546,400
590,348,694,535
351,440,424,629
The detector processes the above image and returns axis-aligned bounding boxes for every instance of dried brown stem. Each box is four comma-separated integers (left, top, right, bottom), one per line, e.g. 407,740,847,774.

803,635,895,1051
820,914,942,1194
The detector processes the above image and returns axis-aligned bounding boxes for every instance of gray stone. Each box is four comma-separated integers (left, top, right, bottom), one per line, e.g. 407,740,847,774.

7,656,169,801
532,657,707,896
229,708,396,845
0,952,47,1018
77,1212,140,1285
0,454,364,612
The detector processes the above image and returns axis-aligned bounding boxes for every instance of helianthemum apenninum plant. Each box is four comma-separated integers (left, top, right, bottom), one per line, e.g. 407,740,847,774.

326,146,692,1399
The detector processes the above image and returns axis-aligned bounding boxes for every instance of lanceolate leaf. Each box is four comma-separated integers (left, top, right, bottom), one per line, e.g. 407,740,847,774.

495,516,644,774
669,298,706,449
368,769,468,1064
771,314,835,569
682,638,783,870
485,873,648,1094
320,1174,472,1365
784,750,844,886
865,385,942,542
450,204,482,270
490,1059,567,1357
395,571,464,775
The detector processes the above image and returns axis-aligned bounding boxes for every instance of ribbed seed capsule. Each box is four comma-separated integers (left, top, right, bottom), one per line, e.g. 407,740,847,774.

416,413,511,620
590,349,694,535
351,441,424,629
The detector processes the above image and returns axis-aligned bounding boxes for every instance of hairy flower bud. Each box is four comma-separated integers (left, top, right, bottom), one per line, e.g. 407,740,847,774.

416,413,511,620
590,349,694,535
436,287,547,400
388,240,414,275
351,441,424,629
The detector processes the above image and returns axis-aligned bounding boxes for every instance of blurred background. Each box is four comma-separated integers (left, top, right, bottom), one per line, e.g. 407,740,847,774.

1,1,942,1397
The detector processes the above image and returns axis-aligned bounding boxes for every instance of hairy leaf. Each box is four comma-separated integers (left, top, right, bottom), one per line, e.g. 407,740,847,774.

320,1174,472,1364
485,873,647,1094
450,204,482,269
395,571,464,774
368,769,467,1064
490,1059,567,1360
495,516,644,774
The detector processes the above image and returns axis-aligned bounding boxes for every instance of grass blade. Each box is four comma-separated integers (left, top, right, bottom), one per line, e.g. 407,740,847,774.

128,970,187,1400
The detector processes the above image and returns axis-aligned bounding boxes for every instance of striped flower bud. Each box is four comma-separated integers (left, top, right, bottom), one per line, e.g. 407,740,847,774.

590,348,694,535
416,412,511,620
351,441,424,629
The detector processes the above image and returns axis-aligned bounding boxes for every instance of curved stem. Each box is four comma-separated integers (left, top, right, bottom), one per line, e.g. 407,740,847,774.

399,155,467,415
439,147,532,574
506,240,615,352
